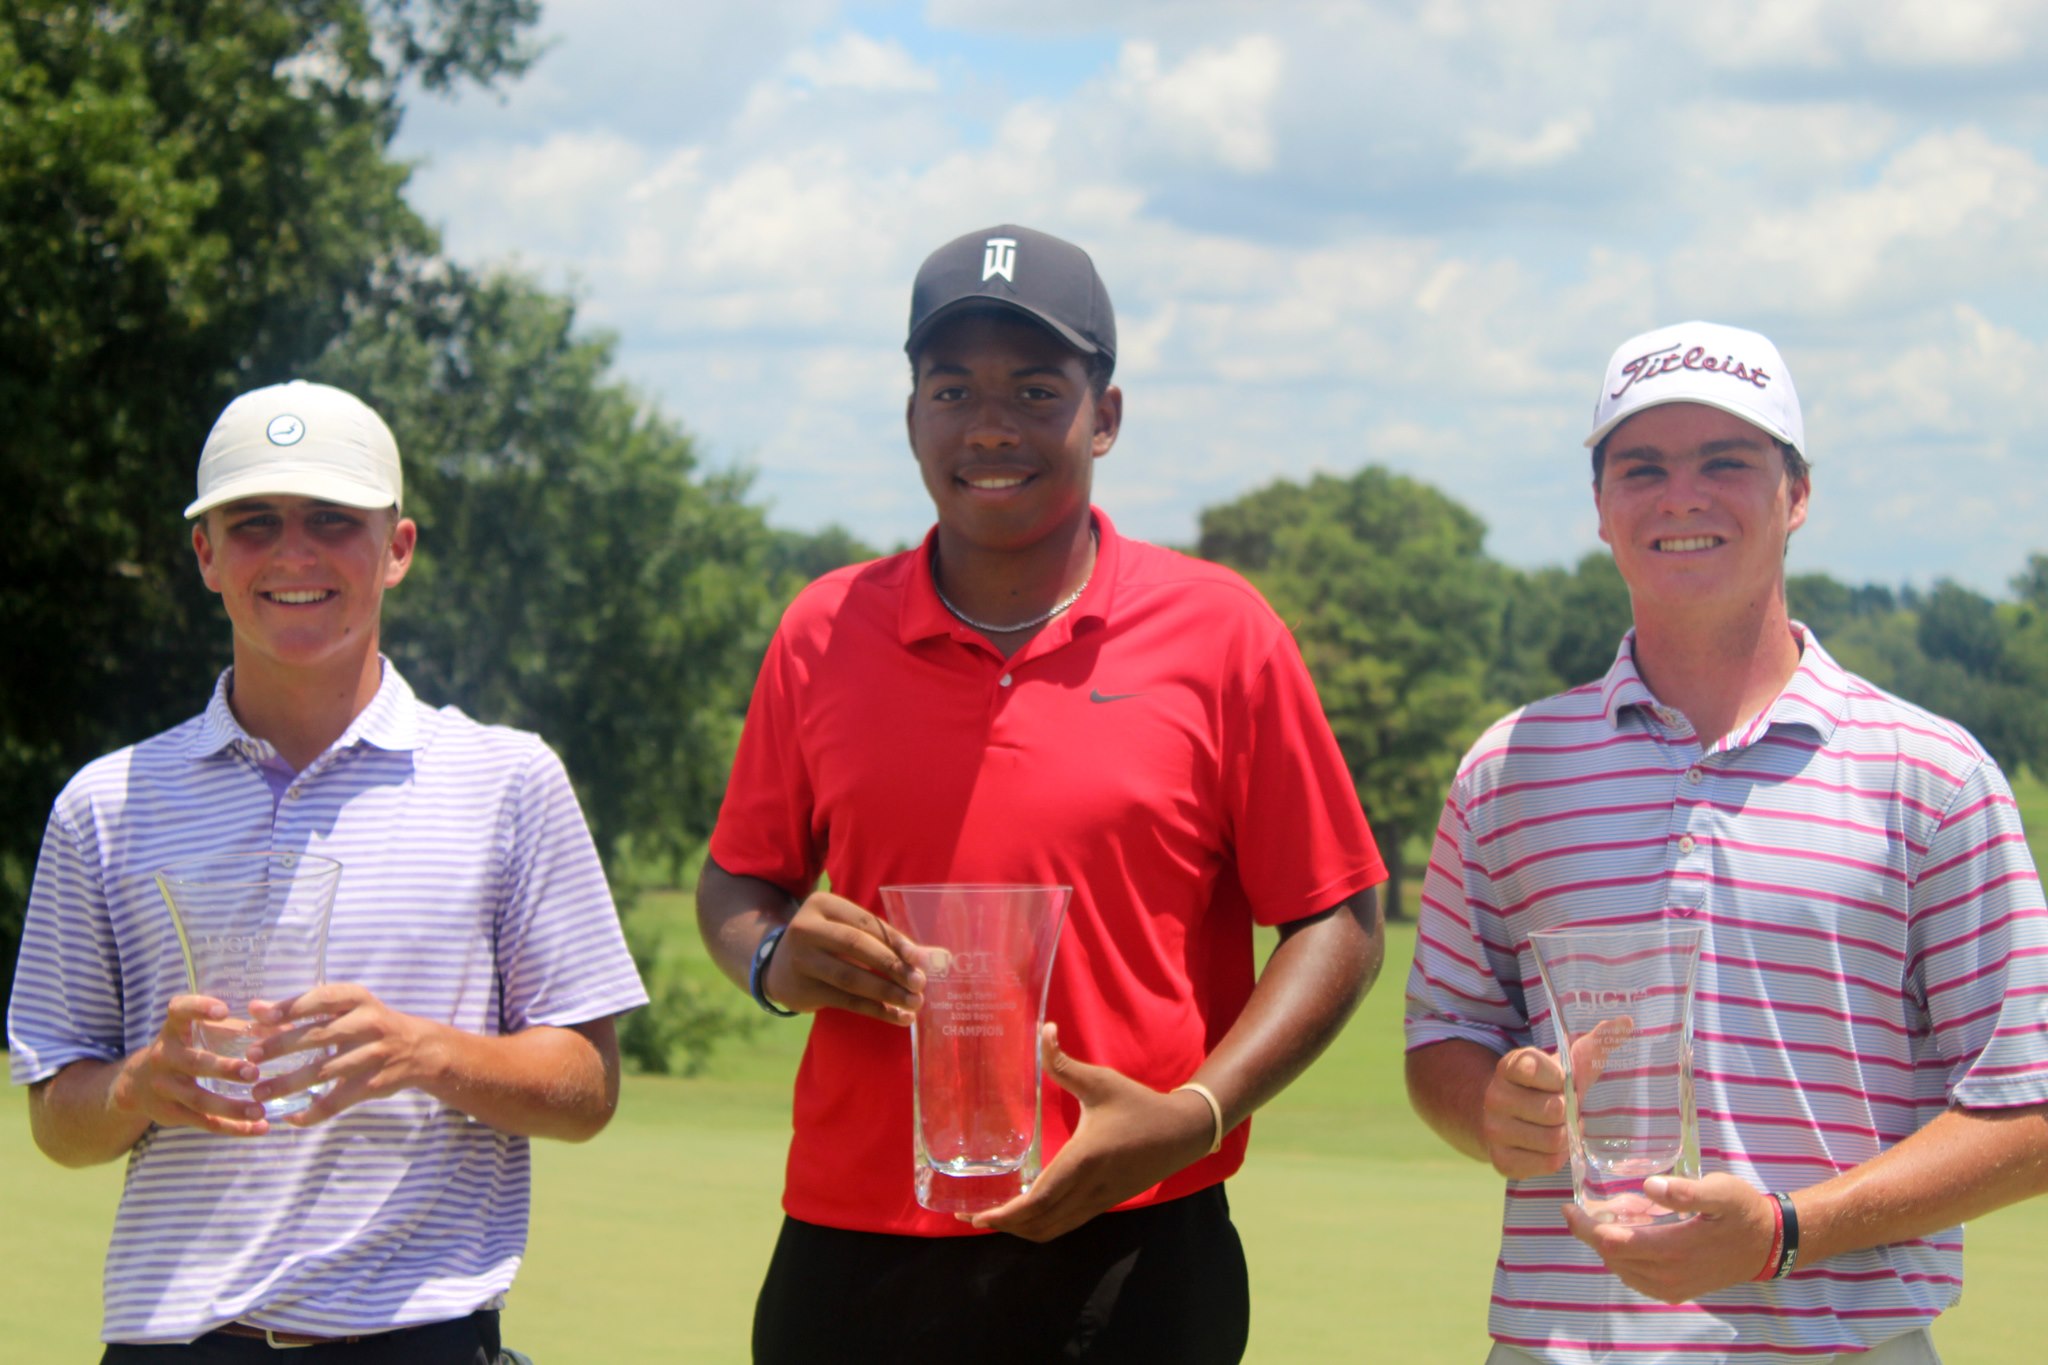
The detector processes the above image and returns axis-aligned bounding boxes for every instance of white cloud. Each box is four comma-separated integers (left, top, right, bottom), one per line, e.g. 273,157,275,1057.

1462,113,1594,174
1111,35,1285,174
1828,304,2048,439
623,146,705,206
1416,0,1475,41
394,1,2048,597
1665,128,2048,316
1681,0,2048,69
407,131,649,259
687,154,866,280
1659,100,1899,199
1861,0,2038,64
786,31,940,93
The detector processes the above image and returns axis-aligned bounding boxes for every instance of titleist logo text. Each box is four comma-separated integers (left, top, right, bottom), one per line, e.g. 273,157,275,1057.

1612,343,1770,400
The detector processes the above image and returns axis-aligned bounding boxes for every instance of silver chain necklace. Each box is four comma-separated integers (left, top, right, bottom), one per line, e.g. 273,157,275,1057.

933,538,1096,634
936,574,1092,633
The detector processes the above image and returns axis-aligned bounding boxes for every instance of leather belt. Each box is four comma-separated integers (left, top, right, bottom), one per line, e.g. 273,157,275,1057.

214,1321,391,1348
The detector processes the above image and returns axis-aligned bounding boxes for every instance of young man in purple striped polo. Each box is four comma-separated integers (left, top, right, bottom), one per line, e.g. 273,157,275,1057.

7,381,648,1362
1404,322,2048,1365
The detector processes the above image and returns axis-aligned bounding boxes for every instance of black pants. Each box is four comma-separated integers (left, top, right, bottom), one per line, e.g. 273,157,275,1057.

101,1311,501,1364
753,1185,1251,1365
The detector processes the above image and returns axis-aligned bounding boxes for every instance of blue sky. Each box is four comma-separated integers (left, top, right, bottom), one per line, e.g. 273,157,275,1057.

392,0,2048,596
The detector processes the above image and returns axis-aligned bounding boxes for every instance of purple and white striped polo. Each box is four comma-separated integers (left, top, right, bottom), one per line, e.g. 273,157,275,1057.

1405,627,2048,1365
8,663,648,1345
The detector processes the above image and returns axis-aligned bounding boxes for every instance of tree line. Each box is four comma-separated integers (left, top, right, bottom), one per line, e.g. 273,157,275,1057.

1202,471,2048,915
5,2,2043,1070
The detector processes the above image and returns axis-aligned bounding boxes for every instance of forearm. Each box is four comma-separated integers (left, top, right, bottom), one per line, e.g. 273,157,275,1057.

1404,1038,1505,1163
1193,887,1384,1131
1795,1102,2048,1264
27,1059,154,1168
971,886,1386,1241
413,1017,623,1142
695,856,801,993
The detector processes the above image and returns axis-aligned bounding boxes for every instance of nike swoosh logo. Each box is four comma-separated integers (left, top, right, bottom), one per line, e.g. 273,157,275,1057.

1089,689,1146,703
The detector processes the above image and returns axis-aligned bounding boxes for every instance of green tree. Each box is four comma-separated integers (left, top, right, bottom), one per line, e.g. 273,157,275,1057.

1198,468,1511,915
319,269,895,1073
1787,573,1899,641
315,269,781,873
1791,571,2048,779
2012,555,2048,614
2002,560,2048,778
1539,552,1634,690
1917,580,2005,678
308,267,809,1074
1914,580,2048,776
766,523,881,598
0,0,536,996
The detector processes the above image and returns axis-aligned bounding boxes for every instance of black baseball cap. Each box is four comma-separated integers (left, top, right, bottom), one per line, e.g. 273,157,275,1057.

905,224,1116,364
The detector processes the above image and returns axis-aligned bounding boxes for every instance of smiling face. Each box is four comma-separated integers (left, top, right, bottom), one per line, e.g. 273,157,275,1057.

905,310,1121,558
193,495,416,679
1594,402,1810,620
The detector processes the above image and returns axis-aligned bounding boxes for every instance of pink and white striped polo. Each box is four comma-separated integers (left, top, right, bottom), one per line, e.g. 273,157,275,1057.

1405,627,2048,1365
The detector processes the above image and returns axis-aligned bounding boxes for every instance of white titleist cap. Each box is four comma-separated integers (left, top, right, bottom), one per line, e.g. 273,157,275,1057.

185,380,402,519
1585,320,1803,455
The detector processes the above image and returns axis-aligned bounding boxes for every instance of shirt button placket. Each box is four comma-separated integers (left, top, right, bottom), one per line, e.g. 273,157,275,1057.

1669,758,1707,917
280,757,321,832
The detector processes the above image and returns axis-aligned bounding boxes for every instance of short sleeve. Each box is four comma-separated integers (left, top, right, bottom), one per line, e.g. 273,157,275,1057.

492,743,648,1033
1403,785,1528,1057
1225,626,1386,926
706,625,824,897
1908,758,2048,1108
7,808,129,1083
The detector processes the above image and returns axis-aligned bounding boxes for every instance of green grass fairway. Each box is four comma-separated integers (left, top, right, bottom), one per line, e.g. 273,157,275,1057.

6,918,2044,1361
2012,763,2048,870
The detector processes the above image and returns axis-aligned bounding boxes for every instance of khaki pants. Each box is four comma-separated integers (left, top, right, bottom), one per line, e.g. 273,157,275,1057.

1483,1326,1939,1365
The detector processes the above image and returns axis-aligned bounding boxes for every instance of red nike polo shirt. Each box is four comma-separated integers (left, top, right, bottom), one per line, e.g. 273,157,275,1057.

709,508,1386,1236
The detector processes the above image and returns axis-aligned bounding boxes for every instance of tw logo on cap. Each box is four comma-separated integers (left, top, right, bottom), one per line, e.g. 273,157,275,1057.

982,237,1018,283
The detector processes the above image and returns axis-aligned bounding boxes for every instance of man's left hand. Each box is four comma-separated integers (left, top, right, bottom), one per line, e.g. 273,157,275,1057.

245,983,440,1126
1562,1173,1780,1303
964,1023,1218,1243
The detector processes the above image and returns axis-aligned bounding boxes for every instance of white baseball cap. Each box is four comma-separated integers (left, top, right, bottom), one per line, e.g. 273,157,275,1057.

185,380,402,519
1585,321,1803,455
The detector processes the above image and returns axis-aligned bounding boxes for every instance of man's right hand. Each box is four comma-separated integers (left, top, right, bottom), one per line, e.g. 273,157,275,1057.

1480,1045,1569,1179
763,891,926,1027
110,994,271,1137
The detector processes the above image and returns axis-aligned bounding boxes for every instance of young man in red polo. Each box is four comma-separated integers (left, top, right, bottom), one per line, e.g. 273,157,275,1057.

697,225,1389,1362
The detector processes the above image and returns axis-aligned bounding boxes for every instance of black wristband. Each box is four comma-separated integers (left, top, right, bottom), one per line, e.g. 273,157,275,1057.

749,924,798,1017
1770,1192,1800,1280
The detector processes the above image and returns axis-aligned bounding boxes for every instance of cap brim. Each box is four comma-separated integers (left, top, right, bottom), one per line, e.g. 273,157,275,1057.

185,470,399,520
905,297,1105,358
1584,394,1799,452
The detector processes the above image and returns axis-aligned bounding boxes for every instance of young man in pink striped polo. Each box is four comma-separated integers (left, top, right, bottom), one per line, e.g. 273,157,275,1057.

1404,321,2048,1365
8,381,647,1361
